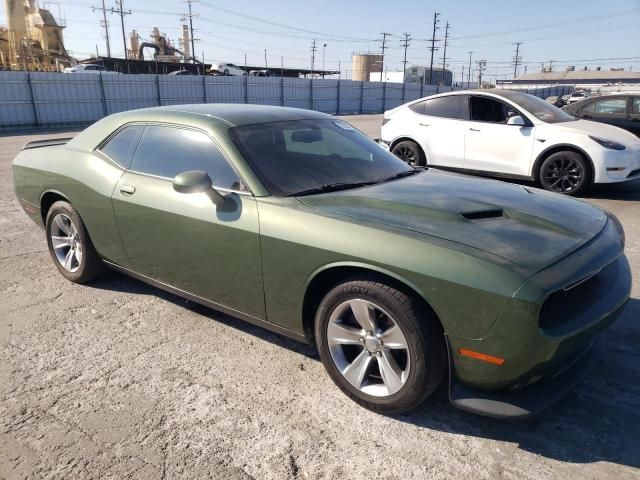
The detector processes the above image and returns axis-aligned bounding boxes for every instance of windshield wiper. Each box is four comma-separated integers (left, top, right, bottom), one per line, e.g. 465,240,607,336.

287,181,375,197
380,169,421,183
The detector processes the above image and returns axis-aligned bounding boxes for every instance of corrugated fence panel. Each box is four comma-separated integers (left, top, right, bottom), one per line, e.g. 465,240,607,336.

104,74,159,114
283,78,311,109
384,83,405,110
0,72,34,126
312,79,338,114
0,71,464,129
248,77,281,106
362,81,384,113
160,75,205,105
206,76,245,103
338,80,362,114
31,72,103,125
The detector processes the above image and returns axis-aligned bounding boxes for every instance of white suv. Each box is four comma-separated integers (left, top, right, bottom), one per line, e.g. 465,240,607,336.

381,90,640,195
209,62,247,76
63,64,118,74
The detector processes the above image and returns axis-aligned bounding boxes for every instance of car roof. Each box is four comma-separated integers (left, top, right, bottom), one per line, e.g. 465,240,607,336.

419,89,538,104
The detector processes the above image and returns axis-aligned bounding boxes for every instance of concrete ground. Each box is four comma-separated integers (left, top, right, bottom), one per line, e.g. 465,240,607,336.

1,116,639,480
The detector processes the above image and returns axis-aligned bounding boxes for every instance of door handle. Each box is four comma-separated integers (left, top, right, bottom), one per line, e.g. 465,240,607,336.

469,127,481,132
419,122,430,127
120,185,136,195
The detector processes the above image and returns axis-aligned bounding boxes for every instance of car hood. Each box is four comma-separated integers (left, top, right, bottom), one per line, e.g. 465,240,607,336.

553,119,640,146
299,170,608,273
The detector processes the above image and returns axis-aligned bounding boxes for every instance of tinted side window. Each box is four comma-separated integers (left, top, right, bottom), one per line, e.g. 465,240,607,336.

577,100,595,113
470,96,515,123
594,98,627,114
131,126,242,190
422,96,464,119
100,125,144,169
632,97,640,114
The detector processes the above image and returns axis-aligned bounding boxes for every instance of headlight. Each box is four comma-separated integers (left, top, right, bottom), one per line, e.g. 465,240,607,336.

589,136,626,150
609,213,625,248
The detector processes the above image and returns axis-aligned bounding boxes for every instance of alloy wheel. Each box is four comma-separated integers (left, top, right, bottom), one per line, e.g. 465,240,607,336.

50,213,83,273
327,299,411,397
393,145,418,165
541,156,584,193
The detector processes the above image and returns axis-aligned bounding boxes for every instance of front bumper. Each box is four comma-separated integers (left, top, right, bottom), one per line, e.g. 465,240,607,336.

593,147,640,183
449,333,606,419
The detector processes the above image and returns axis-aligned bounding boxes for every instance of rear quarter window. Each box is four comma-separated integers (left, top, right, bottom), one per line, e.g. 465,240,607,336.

99,125,145,169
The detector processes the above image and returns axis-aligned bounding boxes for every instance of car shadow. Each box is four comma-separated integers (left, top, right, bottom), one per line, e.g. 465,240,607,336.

89,272,640,469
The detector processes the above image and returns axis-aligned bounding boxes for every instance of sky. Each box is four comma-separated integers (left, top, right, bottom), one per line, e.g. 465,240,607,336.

2,0,639,82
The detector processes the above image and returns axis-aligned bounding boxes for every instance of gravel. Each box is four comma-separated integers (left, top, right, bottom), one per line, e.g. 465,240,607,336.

1,118,639,480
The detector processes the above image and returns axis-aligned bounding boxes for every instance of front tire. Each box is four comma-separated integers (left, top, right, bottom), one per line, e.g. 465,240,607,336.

315,277,446,414
45,201,104,283
391,140,426,167
539,151,590,196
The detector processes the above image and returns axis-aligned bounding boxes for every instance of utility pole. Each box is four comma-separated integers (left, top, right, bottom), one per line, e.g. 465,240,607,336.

512,42,523,78
181,0,199,64
548,60,554,71
461,65,464,88
427,12,440,85
310,39,316,76
399,32,411,83
108,0,130,59
264,49,267,69
441,21,450,86
379,32,391,82
92,0,111,58
477,59,486,88
322,43,328,72
467,51,473,88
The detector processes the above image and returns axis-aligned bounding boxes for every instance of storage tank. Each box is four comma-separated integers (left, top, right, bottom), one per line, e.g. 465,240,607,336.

352,53,382,81
5,0,30,43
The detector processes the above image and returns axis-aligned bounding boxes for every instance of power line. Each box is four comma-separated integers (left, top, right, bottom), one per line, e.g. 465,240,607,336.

427,12,440,85
379,32,391,81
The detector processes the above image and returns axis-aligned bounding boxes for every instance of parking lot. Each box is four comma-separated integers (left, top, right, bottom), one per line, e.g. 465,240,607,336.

1,116,639,479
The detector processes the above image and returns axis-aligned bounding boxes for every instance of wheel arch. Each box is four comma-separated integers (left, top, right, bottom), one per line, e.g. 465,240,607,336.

532,143,595,184
301,262,444,344
40,190,71,224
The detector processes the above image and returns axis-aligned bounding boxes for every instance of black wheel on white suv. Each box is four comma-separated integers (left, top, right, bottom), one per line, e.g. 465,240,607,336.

539,151,590,196
391,140,426,167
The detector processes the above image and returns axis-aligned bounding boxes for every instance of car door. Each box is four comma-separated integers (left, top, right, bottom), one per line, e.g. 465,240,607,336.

583,96,631,131
463,95,535,176
410,95,466,168
111,124,266,319
630,96,640,137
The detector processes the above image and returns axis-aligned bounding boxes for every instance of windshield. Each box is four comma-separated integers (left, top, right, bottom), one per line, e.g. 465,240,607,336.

510,92,576,123
230,119,413,196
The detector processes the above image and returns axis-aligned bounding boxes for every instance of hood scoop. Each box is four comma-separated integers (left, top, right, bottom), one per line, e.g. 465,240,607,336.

460,209,505,221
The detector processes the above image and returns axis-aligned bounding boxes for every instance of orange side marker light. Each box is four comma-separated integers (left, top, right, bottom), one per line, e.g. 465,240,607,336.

458,348,505,366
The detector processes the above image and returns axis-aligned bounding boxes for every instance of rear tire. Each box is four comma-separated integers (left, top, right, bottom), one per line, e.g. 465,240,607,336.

391,140,426,167
315,276,446,414
538,150,590,196
45,201,105,283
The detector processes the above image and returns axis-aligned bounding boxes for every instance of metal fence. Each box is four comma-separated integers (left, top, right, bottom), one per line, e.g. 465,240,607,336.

0,71,450,130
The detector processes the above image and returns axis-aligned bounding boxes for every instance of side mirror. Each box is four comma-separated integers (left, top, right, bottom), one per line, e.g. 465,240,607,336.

173,170,224,206
507,115,526,126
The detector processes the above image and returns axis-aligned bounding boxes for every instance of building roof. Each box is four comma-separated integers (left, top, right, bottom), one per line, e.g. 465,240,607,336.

514,70,640,82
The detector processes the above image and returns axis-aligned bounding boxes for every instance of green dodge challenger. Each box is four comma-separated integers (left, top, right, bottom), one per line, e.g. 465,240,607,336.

13,104,631,418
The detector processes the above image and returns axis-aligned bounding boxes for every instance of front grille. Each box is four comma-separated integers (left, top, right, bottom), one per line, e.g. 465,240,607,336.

539,261,616,332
